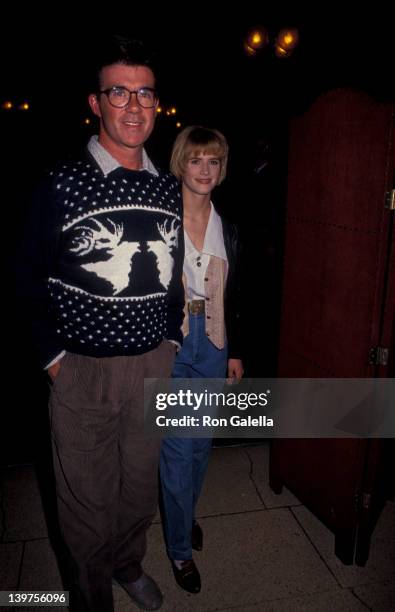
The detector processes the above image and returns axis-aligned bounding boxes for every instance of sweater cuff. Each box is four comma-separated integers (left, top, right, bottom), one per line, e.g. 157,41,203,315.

44,350,66,370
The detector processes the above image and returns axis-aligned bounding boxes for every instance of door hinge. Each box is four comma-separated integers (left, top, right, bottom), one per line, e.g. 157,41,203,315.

369,346,389,366
385,189,395,210
362,492,372,510
354,492,372,510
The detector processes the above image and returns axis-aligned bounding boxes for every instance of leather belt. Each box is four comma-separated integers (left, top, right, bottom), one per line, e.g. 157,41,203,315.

188,299,205,315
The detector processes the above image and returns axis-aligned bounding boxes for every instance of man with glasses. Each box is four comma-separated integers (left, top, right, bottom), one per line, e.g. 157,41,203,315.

23,36,184,611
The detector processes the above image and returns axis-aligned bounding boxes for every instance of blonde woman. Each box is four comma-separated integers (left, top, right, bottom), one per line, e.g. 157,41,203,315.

160,126,244,593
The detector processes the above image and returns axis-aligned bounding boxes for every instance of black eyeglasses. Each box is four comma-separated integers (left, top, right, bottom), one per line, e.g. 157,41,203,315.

99,86,158,109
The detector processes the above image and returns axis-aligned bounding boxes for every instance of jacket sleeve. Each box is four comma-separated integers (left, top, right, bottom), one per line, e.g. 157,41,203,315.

224,221,244,360
17,176,65,368
165,193,185,346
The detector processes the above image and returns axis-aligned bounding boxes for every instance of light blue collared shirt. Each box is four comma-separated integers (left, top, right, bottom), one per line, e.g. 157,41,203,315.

87,135,159,177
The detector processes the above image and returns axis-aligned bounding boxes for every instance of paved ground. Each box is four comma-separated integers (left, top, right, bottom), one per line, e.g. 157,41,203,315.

1,443,394,611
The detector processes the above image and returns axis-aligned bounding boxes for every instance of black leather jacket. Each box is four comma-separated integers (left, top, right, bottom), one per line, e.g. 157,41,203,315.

222,216,243,359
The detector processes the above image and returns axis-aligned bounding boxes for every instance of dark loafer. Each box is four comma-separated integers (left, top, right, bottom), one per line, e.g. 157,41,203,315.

115,573,163,610
171,559,201,594
191,520,203,551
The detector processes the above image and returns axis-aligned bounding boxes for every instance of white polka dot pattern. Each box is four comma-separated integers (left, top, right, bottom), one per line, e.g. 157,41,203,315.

47,158,182,356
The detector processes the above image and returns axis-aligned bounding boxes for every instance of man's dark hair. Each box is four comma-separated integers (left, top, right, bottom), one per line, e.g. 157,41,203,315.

90,35,158,92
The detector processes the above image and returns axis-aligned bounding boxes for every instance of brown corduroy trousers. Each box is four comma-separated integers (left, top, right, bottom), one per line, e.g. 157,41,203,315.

49,340,175,612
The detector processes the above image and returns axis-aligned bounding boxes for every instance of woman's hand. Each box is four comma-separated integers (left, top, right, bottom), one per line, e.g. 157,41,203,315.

227,358,244,383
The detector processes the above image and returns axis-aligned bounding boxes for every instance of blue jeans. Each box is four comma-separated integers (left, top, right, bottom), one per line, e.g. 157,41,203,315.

160,313,227,559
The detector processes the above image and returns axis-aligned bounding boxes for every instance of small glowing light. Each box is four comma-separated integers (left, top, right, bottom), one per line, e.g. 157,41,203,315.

275,44,289,58
176,122,181,128
19,102,29,111
243,42,257,56
170,107,177,115
276,28,299,55
156,106,163,113
246,27,269,50
166,109,171,116
3,101,13,110
84,118,91,125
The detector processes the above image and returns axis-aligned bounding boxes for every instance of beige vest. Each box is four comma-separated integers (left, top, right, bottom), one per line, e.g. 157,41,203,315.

182,256,228,350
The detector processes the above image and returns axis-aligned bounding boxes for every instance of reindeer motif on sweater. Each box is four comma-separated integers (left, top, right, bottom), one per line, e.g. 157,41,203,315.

70,216,180,295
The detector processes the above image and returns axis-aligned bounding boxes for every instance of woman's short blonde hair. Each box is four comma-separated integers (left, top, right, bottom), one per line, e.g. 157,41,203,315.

170,126,228,184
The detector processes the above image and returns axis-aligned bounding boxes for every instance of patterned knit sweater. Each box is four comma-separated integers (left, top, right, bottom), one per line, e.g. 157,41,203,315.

23,151,184,368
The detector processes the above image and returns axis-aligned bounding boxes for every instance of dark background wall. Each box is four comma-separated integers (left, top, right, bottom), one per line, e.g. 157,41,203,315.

2,11,394,463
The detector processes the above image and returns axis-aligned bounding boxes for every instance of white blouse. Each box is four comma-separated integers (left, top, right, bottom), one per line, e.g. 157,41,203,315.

184,203,227,301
